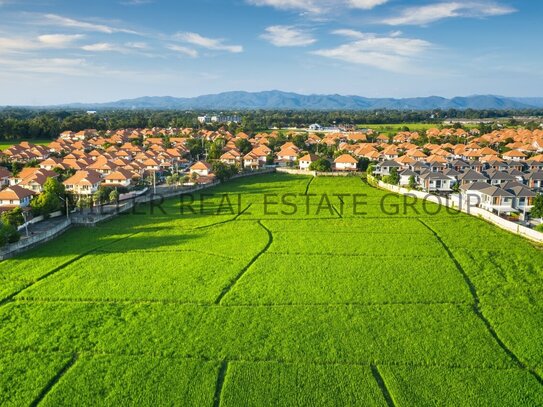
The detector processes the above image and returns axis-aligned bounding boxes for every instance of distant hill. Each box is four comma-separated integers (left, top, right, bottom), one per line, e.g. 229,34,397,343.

28,91,543,111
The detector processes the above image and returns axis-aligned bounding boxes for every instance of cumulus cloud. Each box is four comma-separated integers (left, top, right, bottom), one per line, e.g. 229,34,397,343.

312,30,431,72
383,1,516,26
261,26,316,47
175,32,243,53
247,0,388,13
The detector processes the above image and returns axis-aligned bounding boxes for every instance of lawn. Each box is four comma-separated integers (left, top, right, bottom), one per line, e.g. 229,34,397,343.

0,139,51,150
0,173,542,406
357,123,478,133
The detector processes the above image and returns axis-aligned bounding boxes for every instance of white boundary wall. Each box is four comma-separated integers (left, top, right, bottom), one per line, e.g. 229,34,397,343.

368,175,543,244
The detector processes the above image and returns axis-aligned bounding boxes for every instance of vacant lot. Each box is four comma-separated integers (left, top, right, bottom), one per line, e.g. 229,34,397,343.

1,174,542,406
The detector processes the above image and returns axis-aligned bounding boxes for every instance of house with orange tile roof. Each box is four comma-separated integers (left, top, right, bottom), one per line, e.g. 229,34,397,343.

243,152,262,170
334,154,358,171
190,161,213,177
299,154,320,170
0,185,36,210
502,150,527,162
63,170,102,196
103,168,135,188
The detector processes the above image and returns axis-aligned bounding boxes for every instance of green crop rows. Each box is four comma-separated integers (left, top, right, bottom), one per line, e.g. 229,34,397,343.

0,173,542,406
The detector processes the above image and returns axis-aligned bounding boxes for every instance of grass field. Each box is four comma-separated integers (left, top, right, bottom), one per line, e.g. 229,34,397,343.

357,123,478,133
0,140,51,150
1,173,542,406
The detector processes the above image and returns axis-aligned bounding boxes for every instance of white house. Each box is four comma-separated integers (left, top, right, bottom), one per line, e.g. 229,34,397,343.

299,154,319,170
0,185,35,209
334,154,358,171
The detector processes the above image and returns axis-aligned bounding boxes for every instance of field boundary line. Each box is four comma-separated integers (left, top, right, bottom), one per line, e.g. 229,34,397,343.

30,352,78,407
0,232,140,308
94,248,239,261
234,203,253,220
0,347,524,371
371,364,396,407
14,297,471,307
213,360,229,407
304,176,315,195
214,220,273,305
419,219,543,386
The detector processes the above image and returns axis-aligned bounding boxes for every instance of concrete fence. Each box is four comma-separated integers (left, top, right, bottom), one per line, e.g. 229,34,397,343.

1,219,72,260
276,168,363,177
368,175,543,244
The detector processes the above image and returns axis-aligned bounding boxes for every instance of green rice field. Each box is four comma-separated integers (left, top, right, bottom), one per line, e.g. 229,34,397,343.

1,173,542,406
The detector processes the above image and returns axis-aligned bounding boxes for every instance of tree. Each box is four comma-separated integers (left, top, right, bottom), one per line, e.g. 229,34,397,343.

212,162,239,183
367,163,376,175
234,138,252,155
309,158,331,172
34,177,68,215
93,187,111,205
0,222,20,246
385,168,400,185
408,175,417,189
357,158,370,172
109,189,120,204
1,207,24,227
531,194,543,219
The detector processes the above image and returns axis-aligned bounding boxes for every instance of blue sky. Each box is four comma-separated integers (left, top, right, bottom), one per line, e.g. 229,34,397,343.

0,0,540,104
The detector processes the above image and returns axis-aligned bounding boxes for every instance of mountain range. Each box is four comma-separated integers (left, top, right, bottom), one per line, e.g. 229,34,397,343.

21,91,543,111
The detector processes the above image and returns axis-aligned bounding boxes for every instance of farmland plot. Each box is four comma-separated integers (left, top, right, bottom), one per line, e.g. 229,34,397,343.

0,173,542,406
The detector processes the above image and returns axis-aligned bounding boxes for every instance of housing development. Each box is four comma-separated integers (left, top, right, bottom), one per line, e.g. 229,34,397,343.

2,0,543,405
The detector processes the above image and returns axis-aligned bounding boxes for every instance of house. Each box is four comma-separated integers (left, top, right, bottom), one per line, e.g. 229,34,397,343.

478,186,516,214
334,154,358,171
39,157,63,171
458,170,489,185
399,169,418,187
63,170,102,196
419,171,455,193
0,185,35,209
16,169,59,193
298,154,319,171
103,168,134,188
486,171,516,187
276,146,299,167
502,150,527,162
0,167,10,187
375,160,402,176
526,171,543,191
190,161,213,177
220,151,240,166
243,152,261,170
502,182,537,213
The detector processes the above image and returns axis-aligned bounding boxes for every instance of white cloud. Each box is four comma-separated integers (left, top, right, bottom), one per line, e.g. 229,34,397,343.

167,44,199,58
247,0,388,13
37,34,85,47
81,42,152,54
41,14,139,34
175,32,243,53
312,30,431,72
0,57,90,76
383,1,516,26
0,34,84,53
261,26,316,47
81,43,119,52
120,0,154,5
